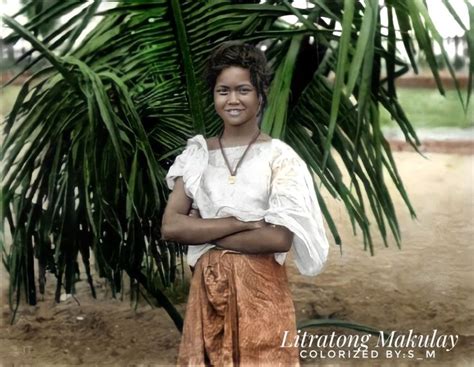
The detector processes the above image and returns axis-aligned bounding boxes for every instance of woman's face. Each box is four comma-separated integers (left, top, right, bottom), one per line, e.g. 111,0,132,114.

213,66,260,129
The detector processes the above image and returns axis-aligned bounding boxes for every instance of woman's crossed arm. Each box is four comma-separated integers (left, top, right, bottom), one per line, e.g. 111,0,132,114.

161,178,265,244
161,177,293,253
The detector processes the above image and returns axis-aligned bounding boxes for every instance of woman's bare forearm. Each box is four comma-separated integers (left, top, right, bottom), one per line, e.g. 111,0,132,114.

161,214,252,245
214,225,294,253
161,178,256,244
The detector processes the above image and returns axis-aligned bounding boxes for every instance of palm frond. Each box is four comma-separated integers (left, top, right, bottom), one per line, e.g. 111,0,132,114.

2,0,468,329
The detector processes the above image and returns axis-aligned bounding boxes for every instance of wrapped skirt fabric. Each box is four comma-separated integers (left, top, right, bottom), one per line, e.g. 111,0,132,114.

177,249,300,366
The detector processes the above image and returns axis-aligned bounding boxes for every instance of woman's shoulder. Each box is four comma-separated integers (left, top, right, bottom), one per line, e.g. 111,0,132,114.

205,136,219,151
258,132,273,143
271,138,299,159
176,135,208,160
183,134,207,150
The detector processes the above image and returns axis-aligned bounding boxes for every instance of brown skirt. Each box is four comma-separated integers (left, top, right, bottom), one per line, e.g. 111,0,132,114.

177,249,300,366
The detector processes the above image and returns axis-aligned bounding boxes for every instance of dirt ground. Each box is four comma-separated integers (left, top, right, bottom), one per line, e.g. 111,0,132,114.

1,148,473,366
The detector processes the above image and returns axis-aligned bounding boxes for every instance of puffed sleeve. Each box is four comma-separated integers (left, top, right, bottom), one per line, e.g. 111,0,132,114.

264,141,329,276
165,134,208,200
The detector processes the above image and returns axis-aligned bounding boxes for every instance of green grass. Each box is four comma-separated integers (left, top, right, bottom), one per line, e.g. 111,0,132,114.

380,88,473,128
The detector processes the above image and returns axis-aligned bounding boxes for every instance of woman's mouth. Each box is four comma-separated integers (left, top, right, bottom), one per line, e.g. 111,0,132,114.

226,109,244,117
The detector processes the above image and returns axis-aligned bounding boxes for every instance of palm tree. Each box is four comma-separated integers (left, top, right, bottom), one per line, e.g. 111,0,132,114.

2,0,471,331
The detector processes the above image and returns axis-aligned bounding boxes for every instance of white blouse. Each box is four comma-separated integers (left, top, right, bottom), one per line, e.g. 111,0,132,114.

165,134,329,276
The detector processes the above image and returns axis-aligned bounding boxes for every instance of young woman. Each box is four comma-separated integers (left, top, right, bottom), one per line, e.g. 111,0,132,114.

161,41,329,366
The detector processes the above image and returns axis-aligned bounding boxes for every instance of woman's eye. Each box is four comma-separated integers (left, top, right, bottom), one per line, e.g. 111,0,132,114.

215,88,252,95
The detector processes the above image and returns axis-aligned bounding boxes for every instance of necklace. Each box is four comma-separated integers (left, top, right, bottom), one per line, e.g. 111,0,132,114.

218,129,261,184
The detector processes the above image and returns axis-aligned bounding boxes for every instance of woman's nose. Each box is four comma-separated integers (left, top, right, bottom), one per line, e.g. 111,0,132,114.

227,91,240,104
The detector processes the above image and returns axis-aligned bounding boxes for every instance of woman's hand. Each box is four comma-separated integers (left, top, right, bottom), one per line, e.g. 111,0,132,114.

246,219,270,230
188,208,201,218
214,223,293,253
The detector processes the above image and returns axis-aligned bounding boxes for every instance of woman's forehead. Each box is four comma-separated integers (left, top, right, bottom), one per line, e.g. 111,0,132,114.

216,66,252,85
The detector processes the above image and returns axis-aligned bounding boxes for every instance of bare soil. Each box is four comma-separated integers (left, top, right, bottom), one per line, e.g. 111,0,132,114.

1,148,473,366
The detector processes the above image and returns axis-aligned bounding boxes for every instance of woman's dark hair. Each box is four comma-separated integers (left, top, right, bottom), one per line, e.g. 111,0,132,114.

206,41,270,113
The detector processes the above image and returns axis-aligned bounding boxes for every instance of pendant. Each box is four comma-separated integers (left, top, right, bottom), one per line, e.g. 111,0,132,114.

228,175,236,184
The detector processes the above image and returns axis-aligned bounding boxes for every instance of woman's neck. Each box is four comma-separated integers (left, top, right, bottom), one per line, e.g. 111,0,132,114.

221,124,260,145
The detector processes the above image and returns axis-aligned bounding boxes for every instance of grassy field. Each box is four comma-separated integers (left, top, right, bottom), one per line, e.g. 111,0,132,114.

380,88,472,128
1,85,472,128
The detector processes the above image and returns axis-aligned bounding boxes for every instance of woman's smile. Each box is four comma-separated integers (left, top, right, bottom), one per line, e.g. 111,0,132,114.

226,108,245,117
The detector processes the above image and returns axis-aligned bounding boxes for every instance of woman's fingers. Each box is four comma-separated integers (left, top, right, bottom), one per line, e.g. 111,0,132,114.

188,208,201,218
249,219,269,229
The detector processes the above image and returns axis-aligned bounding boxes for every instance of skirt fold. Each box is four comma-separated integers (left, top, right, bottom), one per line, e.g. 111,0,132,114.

178,249,300,367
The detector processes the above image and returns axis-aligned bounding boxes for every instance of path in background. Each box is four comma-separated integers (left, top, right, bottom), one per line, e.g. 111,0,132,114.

385,126,474,155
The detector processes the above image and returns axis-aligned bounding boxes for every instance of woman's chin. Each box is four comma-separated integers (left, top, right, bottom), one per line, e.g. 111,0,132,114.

221,117,258,127
224,120,246,127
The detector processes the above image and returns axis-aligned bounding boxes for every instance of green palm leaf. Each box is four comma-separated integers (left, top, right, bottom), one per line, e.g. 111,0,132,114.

2,0,468,330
